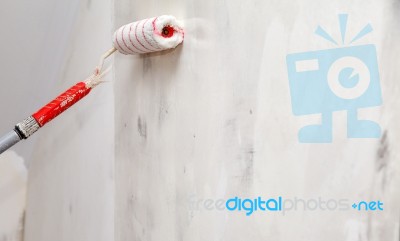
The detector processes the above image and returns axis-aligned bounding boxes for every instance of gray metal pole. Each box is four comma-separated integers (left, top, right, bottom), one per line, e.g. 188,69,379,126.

0,130,21,155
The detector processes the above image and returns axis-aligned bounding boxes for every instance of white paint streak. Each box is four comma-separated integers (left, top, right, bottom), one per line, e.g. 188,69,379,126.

0,151,27,241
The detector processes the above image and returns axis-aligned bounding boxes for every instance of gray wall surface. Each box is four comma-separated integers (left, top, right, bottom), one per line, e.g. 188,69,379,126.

0,0,80,160
0,0,114,241
0,0,398,240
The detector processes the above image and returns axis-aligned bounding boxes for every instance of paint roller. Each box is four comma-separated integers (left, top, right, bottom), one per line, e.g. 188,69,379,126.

0,15,184,155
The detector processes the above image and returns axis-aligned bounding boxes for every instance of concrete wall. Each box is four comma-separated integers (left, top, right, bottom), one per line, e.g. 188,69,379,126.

0,0,399,240
114,0,400,240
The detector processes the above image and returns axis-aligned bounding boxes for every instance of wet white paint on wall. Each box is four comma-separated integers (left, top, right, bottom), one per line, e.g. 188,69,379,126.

114,0,400,240
0,151,26,241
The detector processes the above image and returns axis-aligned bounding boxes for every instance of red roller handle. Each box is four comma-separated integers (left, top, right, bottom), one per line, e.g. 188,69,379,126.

32,82,92,127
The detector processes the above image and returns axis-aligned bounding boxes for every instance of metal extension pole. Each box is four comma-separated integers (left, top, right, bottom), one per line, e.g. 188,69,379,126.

0,130,22,155
0,48,116,156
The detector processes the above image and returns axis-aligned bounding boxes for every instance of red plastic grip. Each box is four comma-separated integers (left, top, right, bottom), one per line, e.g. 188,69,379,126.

32,82,92,127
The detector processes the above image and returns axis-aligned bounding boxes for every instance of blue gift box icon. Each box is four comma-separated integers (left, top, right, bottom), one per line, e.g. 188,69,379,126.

286,14,382,143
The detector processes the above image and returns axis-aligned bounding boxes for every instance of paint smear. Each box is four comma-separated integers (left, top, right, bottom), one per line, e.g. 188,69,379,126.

0,151,27,241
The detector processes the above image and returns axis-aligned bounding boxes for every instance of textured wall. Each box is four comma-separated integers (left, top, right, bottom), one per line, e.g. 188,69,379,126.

0,151,26,241
114,0,400,240
9,0,400,240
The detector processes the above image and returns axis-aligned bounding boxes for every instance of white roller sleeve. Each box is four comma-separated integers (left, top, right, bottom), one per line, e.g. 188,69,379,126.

113,15,184,54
